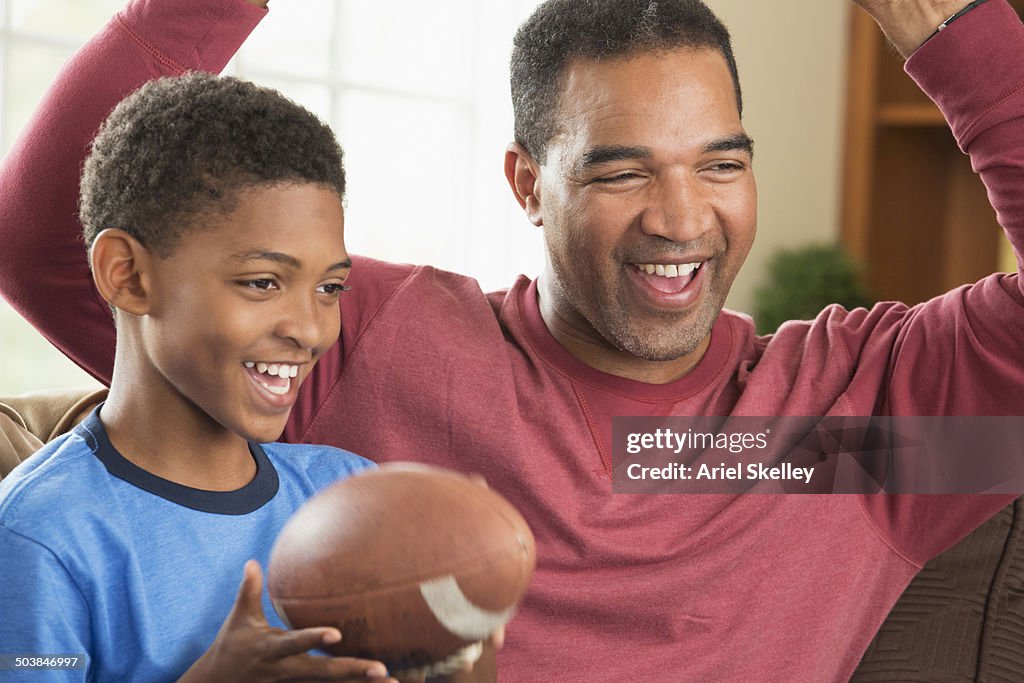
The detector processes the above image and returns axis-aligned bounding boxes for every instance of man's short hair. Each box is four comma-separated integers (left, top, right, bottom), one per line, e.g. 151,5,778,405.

80,72,345,256
510,0,742,163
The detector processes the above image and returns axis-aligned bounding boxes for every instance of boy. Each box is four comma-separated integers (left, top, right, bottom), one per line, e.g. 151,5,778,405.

0,72,398,681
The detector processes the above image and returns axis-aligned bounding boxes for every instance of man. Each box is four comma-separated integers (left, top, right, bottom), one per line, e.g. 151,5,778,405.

0,0,1022,679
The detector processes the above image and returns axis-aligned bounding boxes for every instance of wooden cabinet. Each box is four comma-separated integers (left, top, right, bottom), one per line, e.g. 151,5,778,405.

841,3,1019,305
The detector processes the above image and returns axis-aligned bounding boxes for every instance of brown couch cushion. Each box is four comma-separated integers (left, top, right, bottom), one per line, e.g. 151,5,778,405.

0,387,106,480
0,404,41,479
854,498,1024,682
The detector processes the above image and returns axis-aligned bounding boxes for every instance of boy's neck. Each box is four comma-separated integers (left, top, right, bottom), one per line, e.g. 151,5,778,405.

102,360,257,492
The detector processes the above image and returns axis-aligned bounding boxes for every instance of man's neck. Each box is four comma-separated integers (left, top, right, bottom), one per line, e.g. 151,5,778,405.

537,280,711,385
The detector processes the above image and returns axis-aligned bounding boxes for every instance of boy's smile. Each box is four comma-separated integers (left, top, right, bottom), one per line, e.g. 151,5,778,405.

244,361,300,397
103,182,348,477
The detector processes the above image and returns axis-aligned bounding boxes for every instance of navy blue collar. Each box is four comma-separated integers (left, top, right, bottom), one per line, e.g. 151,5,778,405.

77,407,279,515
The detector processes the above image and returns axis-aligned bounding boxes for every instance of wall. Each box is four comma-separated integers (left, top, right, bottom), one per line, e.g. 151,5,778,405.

711,1,851,314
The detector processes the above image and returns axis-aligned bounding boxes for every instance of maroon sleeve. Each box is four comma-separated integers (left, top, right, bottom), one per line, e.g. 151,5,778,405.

906,0,1024,286
0,0,265,383
283,255,419,442
861,0,1024,565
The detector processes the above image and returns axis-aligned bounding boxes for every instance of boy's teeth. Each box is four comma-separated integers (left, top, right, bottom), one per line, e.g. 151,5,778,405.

260,378,290,395
246,361,300,379
636,262,701,278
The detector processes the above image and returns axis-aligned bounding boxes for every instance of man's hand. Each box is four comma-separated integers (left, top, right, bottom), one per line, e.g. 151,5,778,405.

178,561,397,683
853,0,978,58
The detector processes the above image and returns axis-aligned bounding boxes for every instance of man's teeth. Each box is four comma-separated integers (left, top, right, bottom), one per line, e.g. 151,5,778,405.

243,361,299,378
635,263,701,278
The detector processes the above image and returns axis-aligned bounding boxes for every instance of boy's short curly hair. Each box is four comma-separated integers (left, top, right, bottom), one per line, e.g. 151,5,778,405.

80,72,345,256
511,0,741,164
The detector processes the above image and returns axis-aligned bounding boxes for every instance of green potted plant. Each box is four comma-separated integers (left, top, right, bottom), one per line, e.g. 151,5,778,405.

752,243,873,335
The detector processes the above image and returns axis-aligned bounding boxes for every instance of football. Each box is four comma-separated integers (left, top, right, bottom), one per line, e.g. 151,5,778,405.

267,463,536,677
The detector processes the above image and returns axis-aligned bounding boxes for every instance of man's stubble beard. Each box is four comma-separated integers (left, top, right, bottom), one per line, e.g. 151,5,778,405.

594,281,724,362
551,258,727,363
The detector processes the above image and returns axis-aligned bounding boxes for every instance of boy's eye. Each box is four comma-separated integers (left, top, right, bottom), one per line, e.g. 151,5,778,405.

241,278,278,291
317,283,351,296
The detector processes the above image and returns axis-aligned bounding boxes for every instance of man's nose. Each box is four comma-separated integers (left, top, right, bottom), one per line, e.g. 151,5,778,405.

638,172,713,244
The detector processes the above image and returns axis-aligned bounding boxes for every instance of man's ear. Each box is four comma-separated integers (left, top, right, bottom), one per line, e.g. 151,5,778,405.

89,229,154,316
504,142,544,227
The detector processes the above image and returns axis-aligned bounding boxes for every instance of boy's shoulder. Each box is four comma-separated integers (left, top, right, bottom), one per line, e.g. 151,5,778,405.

0,417,109,535
0,414,376,546
261,441,375,490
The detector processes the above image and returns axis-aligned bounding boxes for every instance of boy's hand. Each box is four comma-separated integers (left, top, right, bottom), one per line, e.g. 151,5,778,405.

852,1,977,57
178,561,397,683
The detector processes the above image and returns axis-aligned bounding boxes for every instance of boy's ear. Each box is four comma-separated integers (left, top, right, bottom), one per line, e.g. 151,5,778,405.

89,229,155,316
504,142,544,228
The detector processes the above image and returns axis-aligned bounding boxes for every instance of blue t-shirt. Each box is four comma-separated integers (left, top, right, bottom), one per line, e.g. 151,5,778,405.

0,408,374,681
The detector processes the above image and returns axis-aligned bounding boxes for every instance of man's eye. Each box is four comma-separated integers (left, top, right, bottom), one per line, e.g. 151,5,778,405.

594,172,640,184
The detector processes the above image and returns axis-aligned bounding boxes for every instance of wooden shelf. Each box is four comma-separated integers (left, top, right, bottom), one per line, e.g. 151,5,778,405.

876,103,947,127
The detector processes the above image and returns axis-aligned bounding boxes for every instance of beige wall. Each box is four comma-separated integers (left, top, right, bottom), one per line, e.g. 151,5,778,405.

710,1,852,315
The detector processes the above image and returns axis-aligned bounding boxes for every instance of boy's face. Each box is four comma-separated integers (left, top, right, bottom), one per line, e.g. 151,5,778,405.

140,183,348,444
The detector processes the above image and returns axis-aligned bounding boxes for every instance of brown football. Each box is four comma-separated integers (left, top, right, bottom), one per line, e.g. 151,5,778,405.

267,463,536,676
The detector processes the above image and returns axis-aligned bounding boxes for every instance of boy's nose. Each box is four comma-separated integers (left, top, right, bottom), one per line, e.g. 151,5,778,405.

274,296,337,352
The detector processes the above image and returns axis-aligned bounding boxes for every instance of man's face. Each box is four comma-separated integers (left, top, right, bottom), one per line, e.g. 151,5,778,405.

534,48,757,367
141,183,349,444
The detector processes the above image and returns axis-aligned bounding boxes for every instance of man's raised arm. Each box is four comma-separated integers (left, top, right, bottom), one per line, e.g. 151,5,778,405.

0,0,265,383
862,0,1024,287
849,0,1024,565
855,0,989,58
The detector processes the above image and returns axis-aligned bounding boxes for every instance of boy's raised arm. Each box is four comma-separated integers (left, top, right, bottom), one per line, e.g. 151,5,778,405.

0,0,266,383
